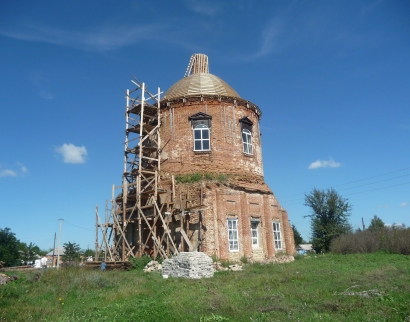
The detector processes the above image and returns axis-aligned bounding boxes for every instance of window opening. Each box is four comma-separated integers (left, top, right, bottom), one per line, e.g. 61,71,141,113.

273,222,282,250
242,129,253,155
251,222,259,246
239,117,254,155
194,124,210,151
228,218,239,251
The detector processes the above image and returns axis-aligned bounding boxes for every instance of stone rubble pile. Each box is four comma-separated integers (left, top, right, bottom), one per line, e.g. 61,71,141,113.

143,261,162,272
228,264,242,271
162,252,214,279
0,274,19,285
212,262,228,271
212,262,243,271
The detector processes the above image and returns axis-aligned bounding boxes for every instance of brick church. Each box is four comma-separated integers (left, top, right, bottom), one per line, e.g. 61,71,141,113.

157,54,295,261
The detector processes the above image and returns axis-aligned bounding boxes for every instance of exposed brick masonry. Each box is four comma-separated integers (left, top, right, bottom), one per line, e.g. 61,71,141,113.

157,95,295,262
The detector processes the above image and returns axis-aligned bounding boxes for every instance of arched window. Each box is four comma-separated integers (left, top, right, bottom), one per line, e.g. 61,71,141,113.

194,124,210,151
242,129,253,155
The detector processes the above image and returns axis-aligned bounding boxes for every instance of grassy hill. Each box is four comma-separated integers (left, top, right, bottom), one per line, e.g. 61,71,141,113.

1,253,409,321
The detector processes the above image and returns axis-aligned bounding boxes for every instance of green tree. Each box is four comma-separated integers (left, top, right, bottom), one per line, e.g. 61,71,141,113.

19,242,41,265
304,188,352,253
0,228,21,267
62,242,81,262
292,224,305,245
368,215,384,231
82,248,95,257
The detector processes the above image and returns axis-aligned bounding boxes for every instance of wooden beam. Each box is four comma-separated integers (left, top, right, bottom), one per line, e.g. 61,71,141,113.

180,227,194,251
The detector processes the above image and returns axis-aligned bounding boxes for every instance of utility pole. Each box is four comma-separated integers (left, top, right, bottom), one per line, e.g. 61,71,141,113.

52,232,56,267
362,217,366,231
95,205,99,261
57,218,64,269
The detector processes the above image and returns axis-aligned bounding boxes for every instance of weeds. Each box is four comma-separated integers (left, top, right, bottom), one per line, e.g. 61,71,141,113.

1,253,409,321
211,255,219,262
175,172,228,184
129,255,152,270
240,256,248,264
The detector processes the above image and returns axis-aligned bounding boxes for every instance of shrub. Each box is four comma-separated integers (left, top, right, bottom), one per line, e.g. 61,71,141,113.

175,172,228,183
176,173,202,183
129,255,152,270
330,227,410,254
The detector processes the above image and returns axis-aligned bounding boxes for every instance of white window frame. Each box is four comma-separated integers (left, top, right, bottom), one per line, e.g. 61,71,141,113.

273,222,282,250
193,124,210,151
242,129,253,155
251,221,259,247
227,218,239,252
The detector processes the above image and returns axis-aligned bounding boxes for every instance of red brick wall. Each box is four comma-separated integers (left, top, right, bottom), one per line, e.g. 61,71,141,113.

159,96,295,261
160,97,264,182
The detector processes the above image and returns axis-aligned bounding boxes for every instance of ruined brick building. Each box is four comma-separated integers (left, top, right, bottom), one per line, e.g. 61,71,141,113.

99,54,294,262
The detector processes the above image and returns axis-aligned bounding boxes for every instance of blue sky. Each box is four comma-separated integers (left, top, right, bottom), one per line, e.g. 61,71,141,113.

1,0,409,250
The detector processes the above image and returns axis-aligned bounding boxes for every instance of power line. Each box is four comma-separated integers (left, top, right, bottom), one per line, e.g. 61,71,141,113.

283,181,410,207
64,220,94,231
278,166,410,200
344,181,410,196
332,166,410,188
338,173,410,192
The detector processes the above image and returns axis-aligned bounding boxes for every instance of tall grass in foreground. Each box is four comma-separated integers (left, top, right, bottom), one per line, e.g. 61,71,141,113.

330,227,410,254
1,253,409,321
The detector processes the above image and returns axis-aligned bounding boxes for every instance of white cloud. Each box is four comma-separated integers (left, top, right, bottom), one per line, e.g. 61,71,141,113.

39,90,55,100
184,0,222,16
308,157,341,170
0,23,165,52
254,18,283,58
378,205,390,209
399,202,408,208
17,163,28,173
0,162,28,177
56,143,87,164
27,72,55,100
0,169,17,177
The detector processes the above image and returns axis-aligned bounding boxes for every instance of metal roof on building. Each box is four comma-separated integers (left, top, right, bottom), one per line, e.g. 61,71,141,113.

163,72,241,100
296,244,313,251
163,54,241,100
46,247,65,256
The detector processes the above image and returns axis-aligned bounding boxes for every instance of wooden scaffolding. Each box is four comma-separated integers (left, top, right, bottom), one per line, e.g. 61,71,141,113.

95,77,205,262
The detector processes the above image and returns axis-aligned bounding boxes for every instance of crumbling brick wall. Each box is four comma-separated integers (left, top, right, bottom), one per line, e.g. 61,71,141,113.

160,97,264,181
158,96,295,261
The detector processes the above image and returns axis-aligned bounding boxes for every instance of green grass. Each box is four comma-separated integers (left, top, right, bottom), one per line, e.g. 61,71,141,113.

1,253,409,321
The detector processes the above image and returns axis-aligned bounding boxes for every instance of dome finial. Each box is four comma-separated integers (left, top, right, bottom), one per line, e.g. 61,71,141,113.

184,54,209,77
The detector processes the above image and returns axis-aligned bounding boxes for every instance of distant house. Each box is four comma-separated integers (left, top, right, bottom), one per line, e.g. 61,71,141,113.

46,247,65,267
296,244,314,255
